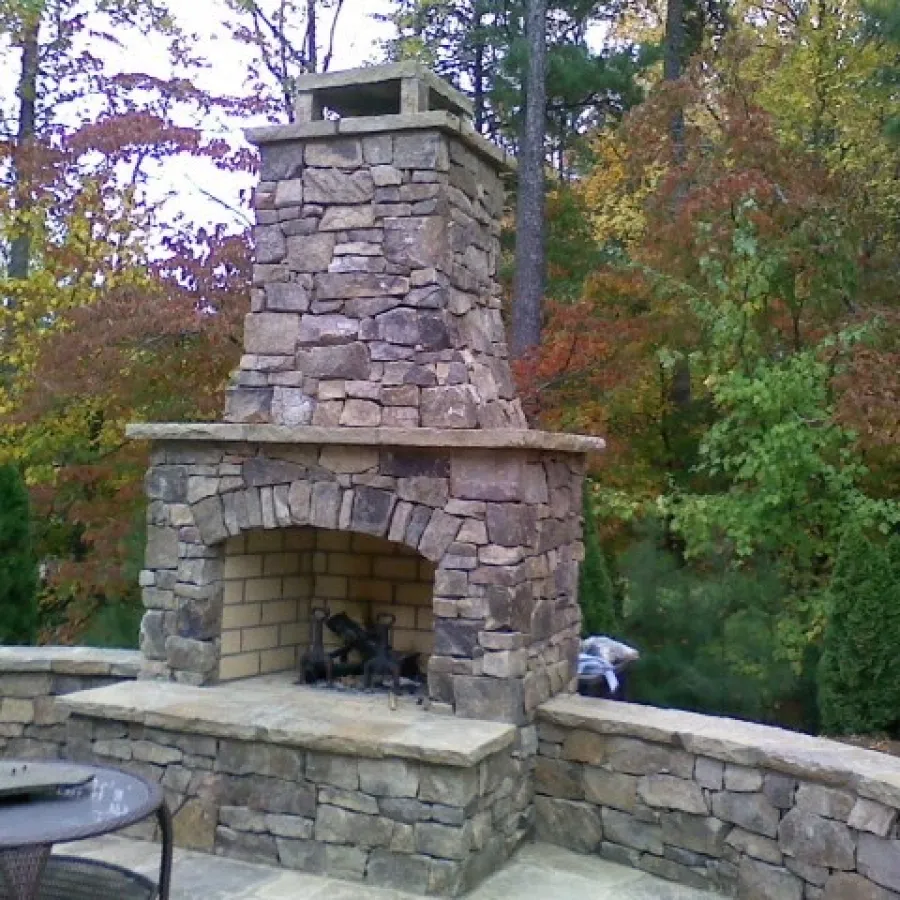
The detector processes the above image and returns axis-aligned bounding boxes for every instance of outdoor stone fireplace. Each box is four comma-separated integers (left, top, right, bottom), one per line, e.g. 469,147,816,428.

130,61,604,725
25,80,900,892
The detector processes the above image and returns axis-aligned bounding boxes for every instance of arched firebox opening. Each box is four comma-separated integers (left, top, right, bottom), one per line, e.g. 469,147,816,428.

219,527,435,690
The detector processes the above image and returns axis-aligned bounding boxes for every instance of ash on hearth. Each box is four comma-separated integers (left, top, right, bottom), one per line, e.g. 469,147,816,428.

298,607,423,694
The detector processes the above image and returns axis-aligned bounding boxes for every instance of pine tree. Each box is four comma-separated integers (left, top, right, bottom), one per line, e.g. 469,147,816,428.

819,525,900,735
0,466,38,645
579,480,618,636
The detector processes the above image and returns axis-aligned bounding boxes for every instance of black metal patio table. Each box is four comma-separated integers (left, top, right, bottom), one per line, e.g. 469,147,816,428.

0,762,172,900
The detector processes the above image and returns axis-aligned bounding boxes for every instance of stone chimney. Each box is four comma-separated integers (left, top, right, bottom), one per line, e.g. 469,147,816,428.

225,62,525,432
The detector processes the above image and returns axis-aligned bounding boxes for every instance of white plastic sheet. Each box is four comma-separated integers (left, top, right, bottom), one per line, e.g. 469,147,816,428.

578,636,640,694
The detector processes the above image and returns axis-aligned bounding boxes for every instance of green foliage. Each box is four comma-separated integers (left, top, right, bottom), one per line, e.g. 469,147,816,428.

0,465,38,645
668,348,876,566
79,601,142,649
818,525,900,735
76,509,144,649
78,515,147,650
544,186,609,303
579,480,618,635
620,531,814,728
659,207,900,669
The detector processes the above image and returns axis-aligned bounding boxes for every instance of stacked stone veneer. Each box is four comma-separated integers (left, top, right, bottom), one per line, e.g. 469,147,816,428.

65,712,532,897
225,119,525,431
140,439,583,723
0,648,139,758
20,648,900,899
219,528,435,682
535,696,900,899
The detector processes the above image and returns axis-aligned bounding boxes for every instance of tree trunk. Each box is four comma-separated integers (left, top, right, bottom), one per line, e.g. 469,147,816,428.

8,17,41,282
474,34,485,133
306,0,318,72
664,0,684,81
664,0,685,162
510,0,547,359
663,0,692,421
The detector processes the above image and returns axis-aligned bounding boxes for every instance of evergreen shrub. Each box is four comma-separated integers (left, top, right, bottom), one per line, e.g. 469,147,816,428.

619,531,812,728
579,480,618,636
0,465,38,644
819,525,900,735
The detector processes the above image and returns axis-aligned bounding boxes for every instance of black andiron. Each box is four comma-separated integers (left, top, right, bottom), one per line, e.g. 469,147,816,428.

299,606,333,686
297,608,419,692
363,613,401,693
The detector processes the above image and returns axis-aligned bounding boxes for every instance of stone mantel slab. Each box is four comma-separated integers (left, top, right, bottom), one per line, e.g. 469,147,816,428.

0,646,141,677
126,423,606,455
538,695,900,808
61,675,517,767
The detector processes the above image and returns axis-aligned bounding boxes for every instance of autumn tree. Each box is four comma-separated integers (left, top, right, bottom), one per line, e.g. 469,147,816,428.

0,1,249,639
518,9,900,718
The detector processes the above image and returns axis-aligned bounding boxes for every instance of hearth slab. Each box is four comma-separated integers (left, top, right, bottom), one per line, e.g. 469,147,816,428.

125,423,605,454
60,674,515,766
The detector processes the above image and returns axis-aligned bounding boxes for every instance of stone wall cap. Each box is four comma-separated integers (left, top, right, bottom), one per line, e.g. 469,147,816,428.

538,695,900,808
0,646,142,677
126,423,605,454
60,678,517,766
245,110,515,173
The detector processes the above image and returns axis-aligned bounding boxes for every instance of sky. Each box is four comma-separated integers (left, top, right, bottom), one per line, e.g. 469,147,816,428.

126,0,398,231
171,0,396,95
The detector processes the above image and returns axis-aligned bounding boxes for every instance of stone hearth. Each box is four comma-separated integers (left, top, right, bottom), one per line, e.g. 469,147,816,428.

62,675,530,896
130,62,603,727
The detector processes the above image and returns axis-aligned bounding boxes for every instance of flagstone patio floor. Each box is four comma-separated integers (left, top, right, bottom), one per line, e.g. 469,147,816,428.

61,835,725,899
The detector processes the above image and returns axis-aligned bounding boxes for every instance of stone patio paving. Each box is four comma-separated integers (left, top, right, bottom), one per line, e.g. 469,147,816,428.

61,836,723,899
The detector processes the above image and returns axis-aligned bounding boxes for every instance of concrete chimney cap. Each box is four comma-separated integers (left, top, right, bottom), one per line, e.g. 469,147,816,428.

292,61,474,123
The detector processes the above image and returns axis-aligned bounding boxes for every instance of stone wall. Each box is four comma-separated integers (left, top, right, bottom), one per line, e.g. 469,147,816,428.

141,438,584,723
0,647,139,758
535,695,900,899
65,709,533,897
226,120,526,431
220,527,435,681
